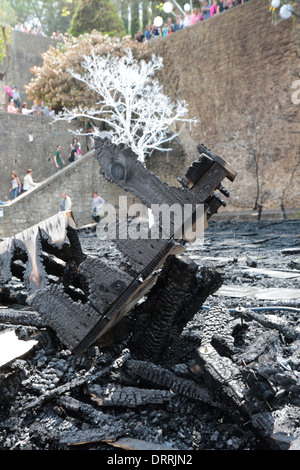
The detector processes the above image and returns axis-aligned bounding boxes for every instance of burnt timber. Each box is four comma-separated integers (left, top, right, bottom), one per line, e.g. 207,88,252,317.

0,153,300,448
0,139,236,354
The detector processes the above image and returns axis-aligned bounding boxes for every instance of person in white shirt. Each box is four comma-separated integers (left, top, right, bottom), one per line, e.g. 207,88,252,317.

183,11,191,27
91,191,105,222
60,191,72,212
60,191,75,222
15,23,24,32
23,169,39,191
48,106,55,118
21,102,33,115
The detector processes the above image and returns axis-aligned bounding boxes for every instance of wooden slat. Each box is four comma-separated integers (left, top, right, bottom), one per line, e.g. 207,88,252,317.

197,143,238,182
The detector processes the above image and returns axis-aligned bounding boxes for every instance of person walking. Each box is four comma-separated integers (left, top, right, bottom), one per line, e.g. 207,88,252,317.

69,144,79,163
91,191,105,222
9,172,22,199
70,138,82,158
54,145,65,170
60,191,75,222
23,169,40,191
60,191,72,212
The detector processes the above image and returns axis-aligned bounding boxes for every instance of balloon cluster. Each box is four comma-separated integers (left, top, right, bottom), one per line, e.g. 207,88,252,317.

269,0,295,25
154,1,193,27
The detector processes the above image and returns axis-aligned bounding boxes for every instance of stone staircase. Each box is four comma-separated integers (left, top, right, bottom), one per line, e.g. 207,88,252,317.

0,149,132,239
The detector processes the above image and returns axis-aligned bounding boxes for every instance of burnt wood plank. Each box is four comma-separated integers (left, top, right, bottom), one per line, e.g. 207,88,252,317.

95,138,229,207
73,241,185,354
178,153,214,187
28,284,101,351
0,238,14,284
125,359,220,408
79,257,134,313
87,383,171,407
197,143,237,182
0,308,47,328
129,258,224,364
189,163,227,200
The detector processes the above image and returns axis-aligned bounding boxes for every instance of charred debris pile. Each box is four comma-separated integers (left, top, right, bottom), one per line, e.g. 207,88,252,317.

0,140,299,451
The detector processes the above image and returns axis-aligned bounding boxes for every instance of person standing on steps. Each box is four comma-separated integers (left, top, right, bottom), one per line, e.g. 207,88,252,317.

54,145,65,170
60,191,75,223
9,172,22,199
69,144,79,163
23,169,40,191
91,191,105,223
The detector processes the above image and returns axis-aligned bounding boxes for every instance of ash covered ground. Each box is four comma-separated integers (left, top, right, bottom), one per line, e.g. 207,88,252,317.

0,217,300,451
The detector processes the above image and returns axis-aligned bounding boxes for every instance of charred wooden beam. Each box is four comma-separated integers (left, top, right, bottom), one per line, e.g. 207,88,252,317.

54,395,131,446
22,357,114,412
233,306,300,342
68,139,236,353
129,256,224,364
250,406,300,450
198,304,235,357
196,342,260,420
197,143,237,182
0,238,14,285
124,358,221,409
0,139,237,354
95,138,235,244
57,426,126,448
28,284,101,351
0,308,47,328
234,330,281,366
87,383,171,407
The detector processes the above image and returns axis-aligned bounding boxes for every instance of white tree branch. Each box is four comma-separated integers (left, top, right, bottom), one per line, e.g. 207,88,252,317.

54,48,197,163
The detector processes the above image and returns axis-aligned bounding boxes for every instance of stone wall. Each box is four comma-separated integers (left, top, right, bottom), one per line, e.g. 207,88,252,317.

0,150,138,238
148,0,300,211
5,31,58,103
0,112,88,202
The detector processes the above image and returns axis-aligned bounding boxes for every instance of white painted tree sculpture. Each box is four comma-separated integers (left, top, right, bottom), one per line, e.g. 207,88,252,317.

55,48,197,163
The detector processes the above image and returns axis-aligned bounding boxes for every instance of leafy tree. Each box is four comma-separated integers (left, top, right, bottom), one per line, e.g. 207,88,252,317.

0,0,15,112
0,25,9,67
8,0,80,35
8,0,32,25
25,30,143,110
69,0,126,37
0,0,15,67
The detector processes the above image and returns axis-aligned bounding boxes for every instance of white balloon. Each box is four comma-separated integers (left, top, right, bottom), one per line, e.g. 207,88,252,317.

153,16,163,27
271,0,280,9
163,2,173,13
184,3,191,12
279,4,293,19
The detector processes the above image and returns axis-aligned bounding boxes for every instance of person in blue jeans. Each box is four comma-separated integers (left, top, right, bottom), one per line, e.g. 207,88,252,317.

9,172,22,199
